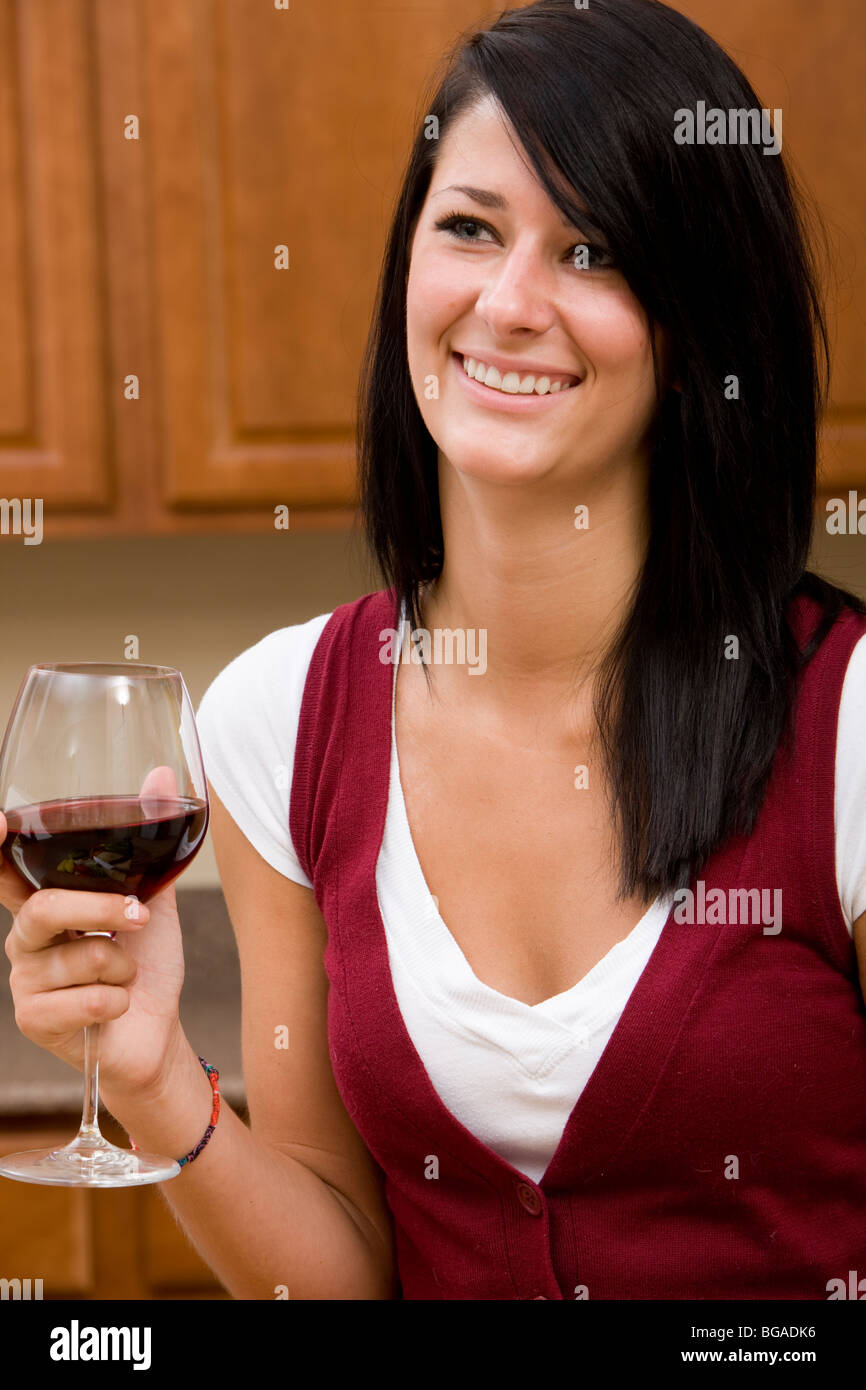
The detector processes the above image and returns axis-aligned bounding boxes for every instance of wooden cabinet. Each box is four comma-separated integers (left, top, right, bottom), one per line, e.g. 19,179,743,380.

0,0,473,536
680,0,866,490
0,1114,232,1299
0,1,861,536
0,0,109,513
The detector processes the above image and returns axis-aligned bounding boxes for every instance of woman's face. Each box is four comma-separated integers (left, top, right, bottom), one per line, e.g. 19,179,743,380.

406,96,665,493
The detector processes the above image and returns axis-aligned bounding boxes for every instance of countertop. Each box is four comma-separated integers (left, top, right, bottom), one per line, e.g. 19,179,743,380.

0,889,244,1116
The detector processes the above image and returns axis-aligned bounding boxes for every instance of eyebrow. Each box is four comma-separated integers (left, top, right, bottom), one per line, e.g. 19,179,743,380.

432,183,583,230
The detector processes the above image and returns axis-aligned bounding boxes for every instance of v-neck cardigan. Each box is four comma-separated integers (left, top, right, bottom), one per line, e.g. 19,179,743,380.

288,587,866,1300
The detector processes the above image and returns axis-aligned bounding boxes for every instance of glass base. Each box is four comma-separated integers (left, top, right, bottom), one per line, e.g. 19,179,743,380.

0,1135,181,1187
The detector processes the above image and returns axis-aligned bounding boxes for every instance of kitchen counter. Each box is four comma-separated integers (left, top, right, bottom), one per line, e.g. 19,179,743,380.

0,889,244,1115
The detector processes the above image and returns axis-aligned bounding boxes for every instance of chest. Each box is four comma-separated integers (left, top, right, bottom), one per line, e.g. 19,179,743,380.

393,664,653,1007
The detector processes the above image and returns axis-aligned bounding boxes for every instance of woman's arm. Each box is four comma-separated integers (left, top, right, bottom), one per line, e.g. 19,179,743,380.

854,911,866,1007
99,786,397,1300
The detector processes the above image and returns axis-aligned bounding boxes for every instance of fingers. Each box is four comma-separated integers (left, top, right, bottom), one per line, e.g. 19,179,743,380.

0,859,33,915
139,765,178,817
10,932,138,995
0,810,34,915
8,920,141,1047
14,982,133,1043
5,888,149,961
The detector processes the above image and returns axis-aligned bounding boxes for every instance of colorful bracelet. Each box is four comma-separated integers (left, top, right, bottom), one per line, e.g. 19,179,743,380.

129,1055,220,1169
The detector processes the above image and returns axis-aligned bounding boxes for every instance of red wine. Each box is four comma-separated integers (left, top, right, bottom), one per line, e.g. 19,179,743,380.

0,795,208,901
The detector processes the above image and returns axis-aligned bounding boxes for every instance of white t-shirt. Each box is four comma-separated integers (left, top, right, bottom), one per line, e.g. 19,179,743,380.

195,609,866,1183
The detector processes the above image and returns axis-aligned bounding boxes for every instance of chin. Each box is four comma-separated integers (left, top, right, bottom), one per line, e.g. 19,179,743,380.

443,448,554,485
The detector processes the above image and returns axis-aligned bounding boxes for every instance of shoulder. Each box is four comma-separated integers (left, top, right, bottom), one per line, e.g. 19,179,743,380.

787,576,866,666
193,611,334,887
834,629,866,932
836,629,866,791
196,610,334,729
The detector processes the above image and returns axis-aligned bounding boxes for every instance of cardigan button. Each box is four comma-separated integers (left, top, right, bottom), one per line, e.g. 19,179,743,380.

515,1181,543,1215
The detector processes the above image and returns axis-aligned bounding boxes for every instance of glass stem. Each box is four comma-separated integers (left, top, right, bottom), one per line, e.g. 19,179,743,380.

76,1023,106,1146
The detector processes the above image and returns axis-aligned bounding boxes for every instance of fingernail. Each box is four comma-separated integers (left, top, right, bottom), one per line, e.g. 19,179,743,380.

123,894,144,923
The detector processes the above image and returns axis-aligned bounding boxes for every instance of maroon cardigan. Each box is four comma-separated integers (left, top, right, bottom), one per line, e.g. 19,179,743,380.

289,588,866,1300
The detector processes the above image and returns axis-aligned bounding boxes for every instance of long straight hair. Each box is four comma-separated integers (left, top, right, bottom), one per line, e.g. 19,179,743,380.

357,0,865,899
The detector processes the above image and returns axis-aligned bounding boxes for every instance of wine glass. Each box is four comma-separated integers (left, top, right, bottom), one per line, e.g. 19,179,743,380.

0,663,208,1186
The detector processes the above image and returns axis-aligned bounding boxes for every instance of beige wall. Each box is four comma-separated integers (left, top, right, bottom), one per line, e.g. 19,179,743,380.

1,518,864,888
0,528,374,887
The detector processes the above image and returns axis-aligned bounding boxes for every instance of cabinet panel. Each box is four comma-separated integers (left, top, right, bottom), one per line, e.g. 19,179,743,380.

680,0,866,488
0,1117,227,1299
142,0,473,509
0,1127,92,1295
0,0,109,509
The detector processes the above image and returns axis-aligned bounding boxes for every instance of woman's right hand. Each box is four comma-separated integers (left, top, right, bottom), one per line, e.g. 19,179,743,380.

1,809,187,1097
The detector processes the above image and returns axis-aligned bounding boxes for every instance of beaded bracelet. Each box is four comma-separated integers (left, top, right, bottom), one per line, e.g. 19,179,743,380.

129,1055,220,1169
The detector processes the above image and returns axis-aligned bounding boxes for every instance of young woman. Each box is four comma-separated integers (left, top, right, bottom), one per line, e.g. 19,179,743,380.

4,0,866,1300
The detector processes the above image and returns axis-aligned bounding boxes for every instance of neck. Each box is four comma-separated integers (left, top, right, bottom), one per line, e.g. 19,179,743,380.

419,453,649,733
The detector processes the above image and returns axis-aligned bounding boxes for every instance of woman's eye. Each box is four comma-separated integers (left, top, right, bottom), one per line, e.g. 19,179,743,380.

434,215,494,243
433,212,615,270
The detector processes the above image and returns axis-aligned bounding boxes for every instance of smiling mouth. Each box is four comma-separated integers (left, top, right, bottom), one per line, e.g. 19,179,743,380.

454,352,581,397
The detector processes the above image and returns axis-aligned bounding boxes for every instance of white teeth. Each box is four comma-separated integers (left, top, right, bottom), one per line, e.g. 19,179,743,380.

461,355,575,395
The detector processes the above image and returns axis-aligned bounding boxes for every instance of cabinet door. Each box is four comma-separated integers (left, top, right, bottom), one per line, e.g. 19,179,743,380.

142,0,473,512
0,1,110,511
679,0,866,489
0,1117,229,1299
0,1127,92,1297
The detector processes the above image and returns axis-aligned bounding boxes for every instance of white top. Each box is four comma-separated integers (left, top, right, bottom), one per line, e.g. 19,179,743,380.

195,608,866,1183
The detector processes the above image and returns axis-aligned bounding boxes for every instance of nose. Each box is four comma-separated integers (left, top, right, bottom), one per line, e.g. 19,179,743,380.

474,240,559,339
